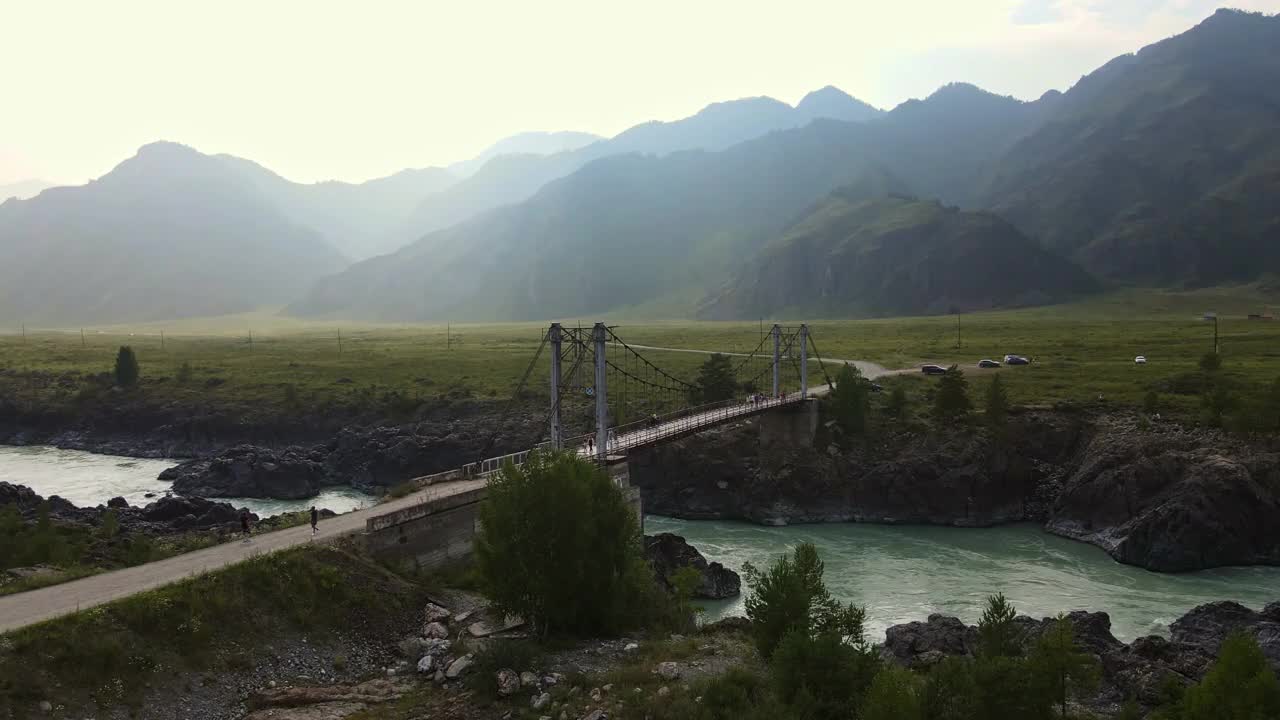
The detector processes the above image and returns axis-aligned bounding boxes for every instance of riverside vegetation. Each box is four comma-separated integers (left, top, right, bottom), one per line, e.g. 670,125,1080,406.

3,451,1278,719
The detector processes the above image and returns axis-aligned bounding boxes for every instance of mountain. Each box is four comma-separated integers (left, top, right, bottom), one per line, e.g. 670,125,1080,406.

290,121,900,322
0,142,347,325
698,190,1096,319
795,86,883,123
0,179,57,201
216,157,456,260
981,8,1280,285
448,131,602,177
390,89,884,247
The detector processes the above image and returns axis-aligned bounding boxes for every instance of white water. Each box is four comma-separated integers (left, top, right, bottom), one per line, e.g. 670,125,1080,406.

0,445,375,517
647,516,1280,642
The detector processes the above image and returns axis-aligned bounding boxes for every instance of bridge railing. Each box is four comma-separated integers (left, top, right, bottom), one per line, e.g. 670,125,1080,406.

604,392,800,452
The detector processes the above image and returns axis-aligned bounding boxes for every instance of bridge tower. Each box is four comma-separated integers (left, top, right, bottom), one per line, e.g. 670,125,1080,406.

548,322,563,450
771,324,781,397
800,323,809,398
593,322,609,461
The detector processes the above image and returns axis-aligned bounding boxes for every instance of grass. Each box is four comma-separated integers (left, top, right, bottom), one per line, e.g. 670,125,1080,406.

2,287,1279,427
0,543,423,714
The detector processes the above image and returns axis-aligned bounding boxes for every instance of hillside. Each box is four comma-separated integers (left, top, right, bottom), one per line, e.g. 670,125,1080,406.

390,88,885,248
982,8,1280,285
698,192,1096,319
0,179,56,201
0,143,348,326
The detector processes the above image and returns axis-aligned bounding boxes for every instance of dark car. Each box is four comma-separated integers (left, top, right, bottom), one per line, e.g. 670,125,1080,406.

1004,355,1031,366
921,364,948,375
978,359,1001,369
864,380,883,393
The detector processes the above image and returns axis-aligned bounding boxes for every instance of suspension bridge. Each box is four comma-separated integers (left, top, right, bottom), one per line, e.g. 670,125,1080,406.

441,321,839,481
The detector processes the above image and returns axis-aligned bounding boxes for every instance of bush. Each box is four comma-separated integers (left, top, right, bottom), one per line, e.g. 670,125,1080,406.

466,640,544,698
176,361,193,384
1199,351,1222,372
934,366,972,420
922,656,980,720
862,664,925,720
1177,631,1280,720
474,451,653,636
1143,390,1161,415
114,346,140,387
742,542,867,659
772,629,880,720
885,384,909,419
1201,384,1238,428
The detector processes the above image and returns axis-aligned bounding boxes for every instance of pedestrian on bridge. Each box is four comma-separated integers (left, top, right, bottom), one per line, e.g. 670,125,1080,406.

587,437,594,454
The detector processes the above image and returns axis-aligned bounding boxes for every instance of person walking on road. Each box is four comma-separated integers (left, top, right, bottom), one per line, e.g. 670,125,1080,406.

310,505,319,536
240,509,252,543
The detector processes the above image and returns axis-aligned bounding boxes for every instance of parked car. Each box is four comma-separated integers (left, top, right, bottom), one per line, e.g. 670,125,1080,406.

1004,355,1031,365
978,359,1001,369
921,364,948,375
865,380,884,393
1135,355,1147,365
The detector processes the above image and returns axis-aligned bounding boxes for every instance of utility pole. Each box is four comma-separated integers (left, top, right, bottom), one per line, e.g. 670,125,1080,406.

337,328,343,354
21,323,25,343
956,312,962,349
1214,314,1219,355
593,322,608,462
160,330,165,351
447,323,451,351
549,323,563,450
248,329,254,353
80,328,86,349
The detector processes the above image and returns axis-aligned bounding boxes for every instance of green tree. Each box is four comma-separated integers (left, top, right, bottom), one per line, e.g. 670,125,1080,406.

886,384,909,419
1202,384,1238,428
743,542,867,659
114,345,140,387
99,508,120,539
934,365,972,420
977,592,1021,658
1143,390,1161,416
693,353,739,403
828,363,870,436
922,656,980,720
974,654,1046,720
474,451,652,636
1179,631,1280,720
984,375,1010,428
862,665,925,720
176,361,193,384
771,629,880,720
1029,615,1100,719
1199,351,1222,372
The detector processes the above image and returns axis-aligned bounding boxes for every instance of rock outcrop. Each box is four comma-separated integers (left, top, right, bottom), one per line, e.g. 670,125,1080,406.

644,533,741,599
631,409,1280,572
880,601,1280,712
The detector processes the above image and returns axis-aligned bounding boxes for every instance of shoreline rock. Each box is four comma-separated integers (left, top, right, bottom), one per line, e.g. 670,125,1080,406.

644,533,741,599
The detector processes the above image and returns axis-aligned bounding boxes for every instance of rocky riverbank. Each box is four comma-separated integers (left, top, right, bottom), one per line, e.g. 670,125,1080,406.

881,599,1280,714
630,408,1280,573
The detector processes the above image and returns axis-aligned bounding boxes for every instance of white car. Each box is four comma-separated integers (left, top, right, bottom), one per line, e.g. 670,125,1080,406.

1135,356,1147,365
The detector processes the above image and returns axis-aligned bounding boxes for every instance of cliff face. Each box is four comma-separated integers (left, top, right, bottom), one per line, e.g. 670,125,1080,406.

629,408,1280,573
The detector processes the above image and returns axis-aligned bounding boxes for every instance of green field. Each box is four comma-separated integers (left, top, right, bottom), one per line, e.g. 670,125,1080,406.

2,288,1279,424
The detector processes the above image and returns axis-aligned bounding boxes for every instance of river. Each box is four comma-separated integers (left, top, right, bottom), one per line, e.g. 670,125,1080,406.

4,445,1278,642
647,516,1280,642
0,445,374,517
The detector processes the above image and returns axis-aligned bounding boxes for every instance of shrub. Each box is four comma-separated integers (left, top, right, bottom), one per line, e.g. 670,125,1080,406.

885,384,909,419
922,656,980,720
176,361,193,384
466,640,544,698
1199,351,1222,372
1178,631,1280,720
1143,390,1160,415
772,629,880,720
742,542,867,659
862,664,925,720
934,366,972,420
114,346,140,387
99,509,120,540
1201,384,1238,428
474,451,653,636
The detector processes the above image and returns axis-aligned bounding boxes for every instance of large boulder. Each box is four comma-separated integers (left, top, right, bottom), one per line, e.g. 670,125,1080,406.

161,445,329,499
1047,419,1280,571
882,614,977,666
643,533,740,599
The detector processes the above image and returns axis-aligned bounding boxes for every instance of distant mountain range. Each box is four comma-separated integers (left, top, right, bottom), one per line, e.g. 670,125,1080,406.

0,179,57,201
6,9,1280,326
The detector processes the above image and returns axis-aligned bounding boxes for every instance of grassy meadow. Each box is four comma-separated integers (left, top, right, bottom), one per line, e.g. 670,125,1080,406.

1,287,1278,422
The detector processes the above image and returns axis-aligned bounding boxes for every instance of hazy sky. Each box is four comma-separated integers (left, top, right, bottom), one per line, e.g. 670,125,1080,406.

2,0,1277,186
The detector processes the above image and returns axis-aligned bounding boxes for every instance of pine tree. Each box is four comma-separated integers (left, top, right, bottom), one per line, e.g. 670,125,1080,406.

114,345,140,387
692,353,739,403
829,363,870,436
1029,615,1100,719
977,592,1021,658
984,375,1010,428
934,365,972,420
